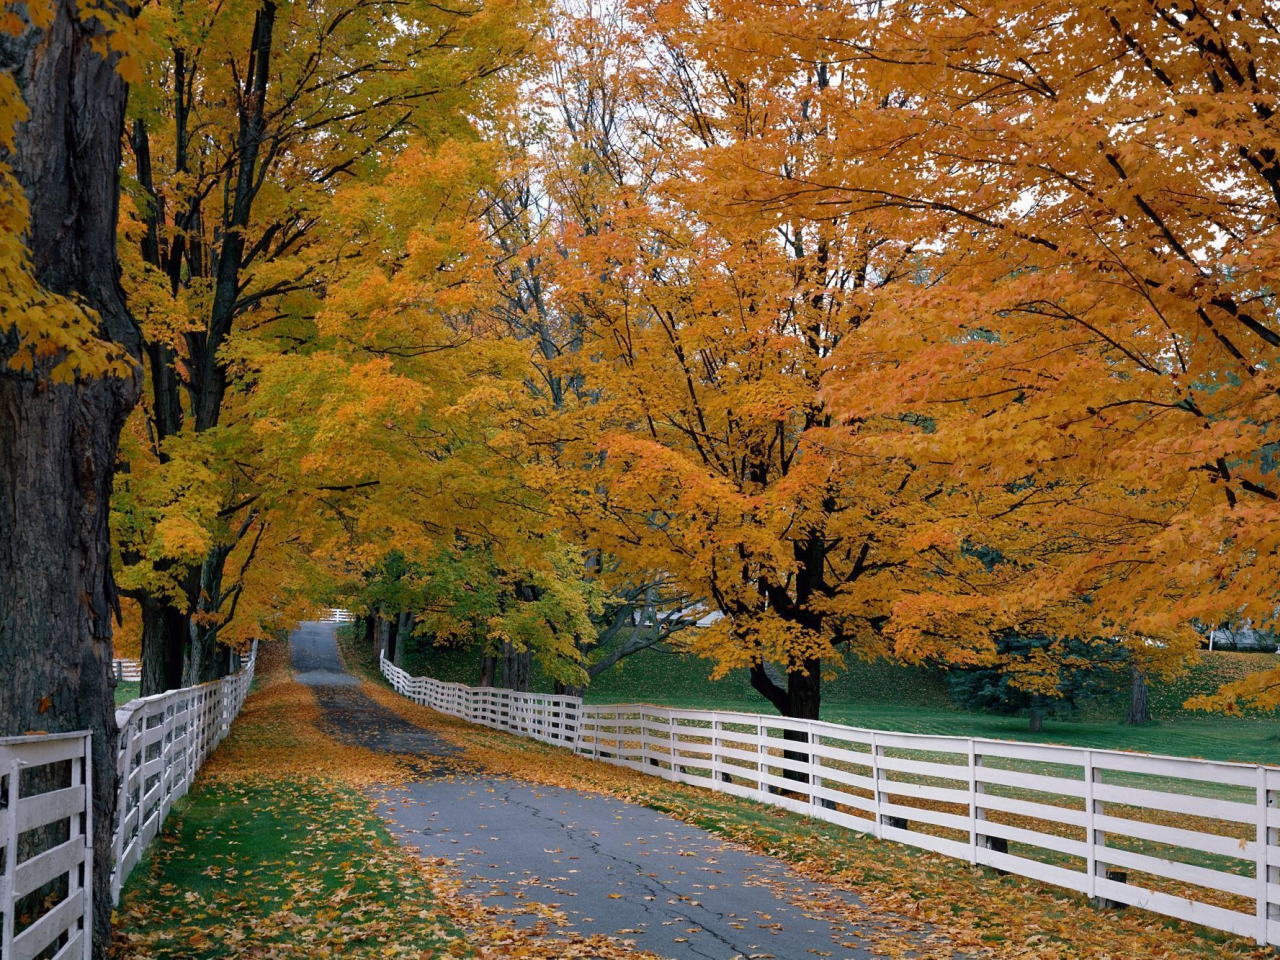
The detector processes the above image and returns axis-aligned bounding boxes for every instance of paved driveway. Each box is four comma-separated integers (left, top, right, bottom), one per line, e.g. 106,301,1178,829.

292,621,930,960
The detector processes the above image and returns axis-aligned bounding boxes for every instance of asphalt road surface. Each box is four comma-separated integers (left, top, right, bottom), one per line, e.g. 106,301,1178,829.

292,620,929,960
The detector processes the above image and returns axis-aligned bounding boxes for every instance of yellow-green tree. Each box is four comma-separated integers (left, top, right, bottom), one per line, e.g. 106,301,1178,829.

114,0,542,691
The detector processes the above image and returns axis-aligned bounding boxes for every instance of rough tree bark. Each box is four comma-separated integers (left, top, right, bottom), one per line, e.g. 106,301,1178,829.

749,659,822,792
139,594,188,695
500,640,532,691
0,0,142,951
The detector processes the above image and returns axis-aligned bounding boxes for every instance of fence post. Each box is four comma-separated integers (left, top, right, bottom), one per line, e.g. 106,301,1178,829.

1085,749,1099,900
1257,764,1273,945
967,739,978,865
81,732,93,960
711,716,721,784
1269,772,1279,947
668,713,678,780
1,755,16,958
869,731,882,839
808,721,819,812
757,719,768,803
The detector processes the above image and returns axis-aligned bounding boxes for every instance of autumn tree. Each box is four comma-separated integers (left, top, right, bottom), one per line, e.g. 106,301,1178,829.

1,0,141,948
114,0,541,692
507,2,1065,721
605,0,1258,712
476,7,708,687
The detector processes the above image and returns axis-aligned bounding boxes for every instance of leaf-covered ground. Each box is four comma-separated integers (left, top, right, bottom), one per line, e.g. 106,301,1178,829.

113,643,665,959
345,637,1277,959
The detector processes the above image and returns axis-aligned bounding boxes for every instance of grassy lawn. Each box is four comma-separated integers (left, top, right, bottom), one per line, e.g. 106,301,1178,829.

113,644,464,959
115,681,140,705
115,780,458,958
396,636,1280,766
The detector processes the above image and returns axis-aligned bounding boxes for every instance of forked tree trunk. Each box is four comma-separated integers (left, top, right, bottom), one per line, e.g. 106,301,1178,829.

749,658,822,721
0,0,142,951
749,659,821,791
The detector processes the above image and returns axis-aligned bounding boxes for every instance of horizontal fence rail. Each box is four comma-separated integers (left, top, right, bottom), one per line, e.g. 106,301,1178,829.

0,646,257,960
111,659,142,683
381,655,1280,948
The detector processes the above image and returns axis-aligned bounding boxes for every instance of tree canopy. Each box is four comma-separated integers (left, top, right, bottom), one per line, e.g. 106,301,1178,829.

7,0,1280,725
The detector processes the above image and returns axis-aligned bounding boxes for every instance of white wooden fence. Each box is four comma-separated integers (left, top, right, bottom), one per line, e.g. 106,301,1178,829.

110,659,142,683
112,643,257,902
0,732,95,960
0,646,256,960
382,655,1280,949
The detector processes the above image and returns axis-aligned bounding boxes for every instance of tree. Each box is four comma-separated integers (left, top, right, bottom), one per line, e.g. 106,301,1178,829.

949,634,1122,732
0,0,142,948
114,0,542,691
479,9,708,684
685,0,1272,709
525,0,1129,721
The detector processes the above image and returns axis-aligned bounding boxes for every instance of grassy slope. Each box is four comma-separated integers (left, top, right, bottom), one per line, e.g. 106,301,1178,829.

400,636,1280,766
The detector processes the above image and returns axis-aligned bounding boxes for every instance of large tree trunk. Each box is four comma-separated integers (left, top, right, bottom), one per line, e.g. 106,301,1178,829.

384,612,399,667
500,640,533,691
749,658,822,720
393,611,413,669
1126,666,1151,726
0,0,142,951
139,593,188,696
749,659,821,793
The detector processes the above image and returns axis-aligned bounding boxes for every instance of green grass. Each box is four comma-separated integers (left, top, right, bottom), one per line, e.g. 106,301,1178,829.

115,681,140,705
114,644,463,959
398,635,1280,766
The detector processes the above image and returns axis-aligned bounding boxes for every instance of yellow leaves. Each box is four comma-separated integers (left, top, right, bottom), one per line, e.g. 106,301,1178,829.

153,514,213,561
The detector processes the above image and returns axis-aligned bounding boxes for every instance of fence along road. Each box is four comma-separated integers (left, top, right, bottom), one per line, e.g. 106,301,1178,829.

381,655,1280,949
0,645,256,960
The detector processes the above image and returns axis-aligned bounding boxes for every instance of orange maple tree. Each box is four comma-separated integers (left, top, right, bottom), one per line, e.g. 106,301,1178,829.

657,0,1280,710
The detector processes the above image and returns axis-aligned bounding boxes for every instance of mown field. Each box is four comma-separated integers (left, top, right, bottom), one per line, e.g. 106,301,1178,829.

396,636,1280,766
